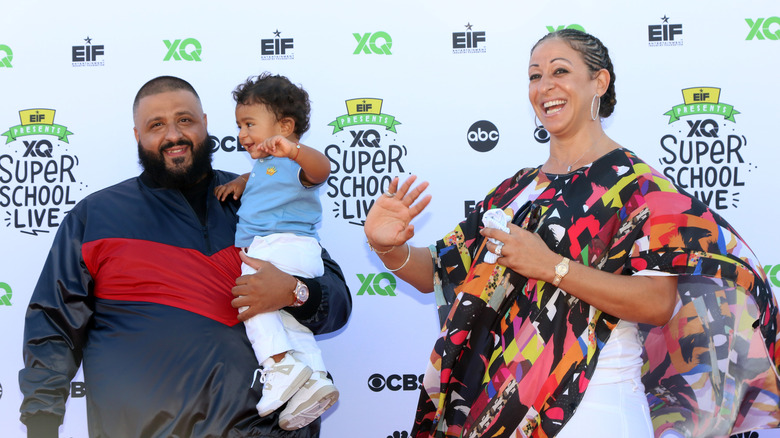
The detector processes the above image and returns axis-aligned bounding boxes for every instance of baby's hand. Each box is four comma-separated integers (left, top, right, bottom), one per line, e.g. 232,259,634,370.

214,175,247,201
258,135,297,159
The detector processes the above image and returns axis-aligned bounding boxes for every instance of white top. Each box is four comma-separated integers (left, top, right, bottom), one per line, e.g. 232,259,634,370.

590,269,676,385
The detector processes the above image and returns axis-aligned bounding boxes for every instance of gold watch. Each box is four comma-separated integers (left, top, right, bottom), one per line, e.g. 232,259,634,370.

552,257,570,287
290,279,309,307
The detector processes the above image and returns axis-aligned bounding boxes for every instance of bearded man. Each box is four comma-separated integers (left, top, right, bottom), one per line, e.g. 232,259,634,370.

19,76,351,438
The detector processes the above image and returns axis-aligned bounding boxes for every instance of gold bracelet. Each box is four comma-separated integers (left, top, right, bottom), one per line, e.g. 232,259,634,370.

367,240,396,255
240,175,248,182
384,243,411,272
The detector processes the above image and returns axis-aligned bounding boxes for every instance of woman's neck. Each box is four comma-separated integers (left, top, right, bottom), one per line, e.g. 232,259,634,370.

544,127,615,173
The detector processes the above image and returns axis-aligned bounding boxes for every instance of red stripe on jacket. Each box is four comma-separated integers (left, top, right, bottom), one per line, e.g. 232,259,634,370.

83,238,242,326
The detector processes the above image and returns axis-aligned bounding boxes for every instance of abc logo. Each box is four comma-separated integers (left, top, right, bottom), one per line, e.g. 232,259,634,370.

367,373,423,392
467,120,499,152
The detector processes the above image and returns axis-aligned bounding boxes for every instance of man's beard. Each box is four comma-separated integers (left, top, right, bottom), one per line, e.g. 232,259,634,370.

137,136,213,189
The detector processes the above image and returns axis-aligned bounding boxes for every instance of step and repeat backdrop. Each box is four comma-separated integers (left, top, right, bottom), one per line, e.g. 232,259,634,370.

1,0,778,437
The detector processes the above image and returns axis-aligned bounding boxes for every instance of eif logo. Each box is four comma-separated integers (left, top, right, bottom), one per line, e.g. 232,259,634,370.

0,44,12,68
367,373,423,392
163,38,202,61
0,282,11,306
452,23,486,54
326,98,406,226
648,15,683,47
72,36,104,67
353,32,392,55
658,87,753,211
545,24,585,33
746,17,780,40
261,30,294,60
357,273,397,296
467,120,499,152
1,109,82,235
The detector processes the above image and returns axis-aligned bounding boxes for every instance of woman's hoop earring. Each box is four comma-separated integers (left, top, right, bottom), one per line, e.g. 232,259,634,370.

534,115,550,143
590,94,601,121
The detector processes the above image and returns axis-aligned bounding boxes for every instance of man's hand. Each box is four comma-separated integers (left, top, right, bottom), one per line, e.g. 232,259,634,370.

232,251,297,321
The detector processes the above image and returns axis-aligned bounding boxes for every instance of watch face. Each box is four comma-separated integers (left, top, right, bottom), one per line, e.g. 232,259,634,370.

556,264,567,275
296,282,309,301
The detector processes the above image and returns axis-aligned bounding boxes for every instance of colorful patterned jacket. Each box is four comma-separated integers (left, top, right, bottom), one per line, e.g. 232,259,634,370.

412,149,779,438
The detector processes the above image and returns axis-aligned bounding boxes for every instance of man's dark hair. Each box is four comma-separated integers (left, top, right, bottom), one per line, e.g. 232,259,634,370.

133,76,201,116
232,73,311,137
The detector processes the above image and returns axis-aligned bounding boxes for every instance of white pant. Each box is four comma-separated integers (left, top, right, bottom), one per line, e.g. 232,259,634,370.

241,233,326,372
556,320,653,437
555,375,653,437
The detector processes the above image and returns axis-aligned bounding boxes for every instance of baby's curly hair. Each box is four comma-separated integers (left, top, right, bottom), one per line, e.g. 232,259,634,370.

232,73,311,137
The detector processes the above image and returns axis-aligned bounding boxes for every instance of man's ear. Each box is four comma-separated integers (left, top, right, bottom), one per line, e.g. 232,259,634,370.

133,127,139,144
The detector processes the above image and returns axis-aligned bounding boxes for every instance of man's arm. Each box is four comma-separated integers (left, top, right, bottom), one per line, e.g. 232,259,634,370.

233,247,352,335
18,208,93,437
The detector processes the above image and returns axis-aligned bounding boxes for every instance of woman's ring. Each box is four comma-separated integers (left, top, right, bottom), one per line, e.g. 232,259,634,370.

384,191,396,198
495,243,503,257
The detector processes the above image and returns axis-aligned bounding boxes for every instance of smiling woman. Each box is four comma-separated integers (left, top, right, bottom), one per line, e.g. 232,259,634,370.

363,28,780,438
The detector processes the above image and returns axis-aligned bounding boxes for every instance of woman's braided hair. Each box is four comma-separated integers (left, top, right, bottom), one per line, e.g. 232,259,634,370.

532,29,617,118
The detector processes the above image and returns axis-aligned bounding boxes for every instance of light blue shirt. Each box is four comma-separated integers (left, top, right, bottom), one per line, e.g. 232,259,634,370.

235,156,322,247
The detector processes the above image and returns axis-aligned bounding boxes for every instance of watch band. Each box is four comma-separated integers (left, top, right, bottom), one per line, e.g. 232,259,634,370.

552,257,570,287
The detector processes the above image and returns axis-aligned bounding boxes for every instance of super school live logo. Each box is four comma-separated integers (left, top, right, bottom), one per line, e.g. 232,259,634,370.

658,87,754,211
324,98,406,226
1,109,84,235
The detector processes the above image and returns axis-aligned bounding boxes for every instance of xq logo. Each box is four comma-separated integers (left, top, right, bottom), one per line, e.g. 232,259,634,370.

350,129,381,148
0,44,13,68
0,282,11,306
22,140,54,158
164,38,202,61
687,119,719,138
367,373,423,392
746,17,780,40
357,273,396,296
546,24,585,33
353,32,392,55
764,265,780,288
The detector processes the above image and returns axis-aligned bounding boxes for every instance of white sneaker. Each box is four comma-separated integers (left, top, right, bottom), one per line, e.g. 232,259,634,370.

255,354,312,417
279,371,339,430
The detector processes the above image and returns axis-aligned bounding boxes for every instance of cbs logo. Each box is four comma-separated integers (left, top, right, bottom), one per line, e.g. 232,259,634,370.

367,373,423,392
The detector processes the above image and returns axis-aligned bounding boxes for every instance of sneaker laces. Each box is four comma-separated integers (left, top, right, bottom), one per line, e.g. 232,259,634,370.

251,368,268,388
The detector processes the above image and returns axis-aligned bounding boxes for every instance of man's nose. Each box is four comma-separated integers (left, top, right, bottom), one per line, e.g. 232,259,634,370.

165,123,184,142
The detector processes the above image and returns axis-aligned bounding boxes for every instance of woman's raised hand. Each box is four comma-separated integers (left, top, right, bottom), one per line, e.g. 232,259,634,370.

364,176,431,251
